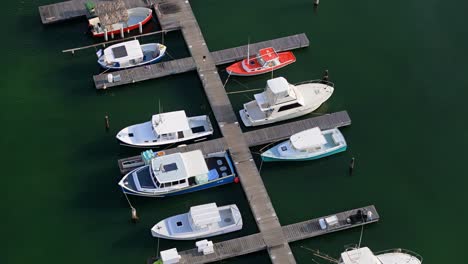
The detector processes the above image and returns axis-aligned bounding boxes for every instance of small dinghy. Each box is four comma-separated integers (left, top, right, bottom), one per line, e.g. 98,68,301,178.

88,4,153,38
97,40,166,70
226,47,295,76
116,110,212,148
239,77,334,126
261,127,347,161
151,203,243,240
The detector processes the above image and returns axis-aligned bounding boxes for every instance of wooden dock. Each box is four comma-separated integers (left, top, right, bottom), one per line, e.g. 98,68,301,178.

147,206,379,264
117,111,351,174
38,0,149,24
92,33,309,89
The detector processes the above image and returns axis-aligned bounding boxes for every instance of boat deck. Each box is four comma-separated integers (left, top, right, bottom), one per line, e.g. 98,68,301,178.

38,0,149,24
93,33,309,89
147,206,380,264
118,111,351,174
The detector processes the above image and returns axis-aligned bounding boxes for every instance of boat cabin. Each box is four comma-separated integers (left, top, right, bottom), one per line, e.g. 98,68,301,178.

339,247,381,264
254,77,299,112
290,127,327,152
147,150,208,191
188,203,221,230
102,40,143,68
151,111,192,141
256,47,280,67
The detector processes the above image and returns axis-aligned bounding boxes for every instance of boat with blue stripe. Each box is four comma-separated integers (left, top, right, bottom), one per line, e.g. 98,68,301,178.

118,150,236,198
261,127,347,162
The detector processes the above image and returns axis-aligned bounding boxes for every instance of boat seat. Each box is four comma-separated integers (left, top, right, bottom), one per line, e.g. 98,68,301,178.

332,134,340,144
216,159,223,166
220,166,227,171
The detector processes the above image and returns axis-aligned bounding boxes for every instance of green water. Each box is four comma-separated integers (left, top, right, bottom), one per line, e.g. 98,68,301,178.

4,0,467,263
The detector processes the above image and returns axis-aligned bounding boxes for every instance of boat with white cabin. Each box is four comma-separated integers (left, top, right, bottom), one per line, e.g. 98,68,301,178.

261,127,347,162
116,110,213,148
151,203,243,240
118,150,237,197
97,40,166,70
239,77,334,127
88,6,153,38
339,247,422,264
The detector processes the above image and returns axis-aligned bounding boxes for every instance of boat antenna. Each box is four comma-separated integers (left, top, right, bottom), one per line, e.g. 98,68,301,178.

247,36,250,62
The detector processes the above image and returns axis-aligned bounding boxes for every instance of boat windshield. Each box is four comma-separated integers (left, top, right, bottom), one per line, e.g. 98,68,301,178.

257,56,265,66
151,172,161,188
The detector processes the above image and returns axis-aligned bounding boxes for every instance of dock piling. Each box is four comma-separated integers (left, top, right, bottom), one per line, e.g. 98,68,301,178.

104,29,108,41
349,157,355,175
105,115,110,130
138,22,143,34
120,27,124,38
314,0,320,6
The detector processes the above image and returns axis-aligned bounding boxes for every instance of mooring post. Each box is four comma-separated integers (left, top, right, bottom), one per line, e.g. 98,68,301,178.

349,157,355,175
322,69,329,82
105,115,110,130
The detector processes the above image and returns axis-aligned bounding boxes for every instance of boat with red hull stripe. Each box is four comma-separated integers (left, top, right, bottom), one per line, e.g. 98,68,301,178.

226,47,296,76
88,7,153,38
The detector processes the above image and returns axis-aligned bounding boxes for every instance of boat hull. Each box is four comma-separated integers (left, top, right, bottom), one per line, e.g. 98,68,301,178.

98,44,166,70
90,8,153,38
226,52,296,76
261,145,347,162
121,174,235,197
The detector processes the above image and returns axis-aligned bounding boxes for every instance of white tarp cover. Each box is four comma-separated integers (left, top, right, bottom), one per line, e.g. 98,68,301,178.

103,40,143,64
152,110,190,135
340,247,380,264
189,203,221,228
291,127,327,150
181,150,209,177
264,77,295,105
160,248,181,264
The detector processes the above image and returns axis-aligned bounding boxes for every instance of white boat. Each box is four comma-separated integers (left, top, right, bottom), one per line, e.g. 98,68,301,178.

97,40,166,70
151,203,243,240
339,247,422,264
116,110,213,148
239,77,334,127
118,150,237,197
261,127,347,162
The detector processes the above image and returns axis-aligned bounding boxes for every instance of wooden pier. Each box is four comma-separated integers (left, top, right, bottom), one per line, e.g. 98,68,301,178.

92,33,309,89
39,1,368,263
147,206,380,264
38,0,149,24
117,111,351,174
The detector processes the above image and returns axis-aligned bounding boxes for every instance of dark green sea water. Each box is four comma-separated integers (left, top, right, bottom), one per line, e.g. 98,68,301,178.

3,0,467,263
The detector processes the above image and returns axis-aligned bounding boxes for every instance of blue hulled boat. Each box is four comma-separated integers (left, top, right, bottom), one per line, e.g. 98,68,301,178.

118,150,236,197
261,127,347,162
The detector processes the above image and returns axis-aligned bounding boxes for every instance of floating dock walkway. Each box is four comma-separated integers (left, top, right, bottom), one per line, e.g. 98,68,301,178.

147,206,380,264
93,33,309,89
118,111,351,174
38,0,149,24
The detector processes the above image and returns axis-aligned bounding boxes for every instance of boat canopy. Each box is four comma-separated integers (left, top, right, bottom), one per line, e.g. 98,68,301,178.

255,77,296,108
103,40,143,64
291,127,327,150
189,203,221,228
340,247,380,264
151,110,191,135
151,150,208,183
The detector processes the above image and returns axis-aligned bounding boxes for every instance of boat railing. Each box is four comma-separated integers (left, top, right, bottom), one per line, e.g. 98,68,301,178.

375,248,423,263
294,79,335,87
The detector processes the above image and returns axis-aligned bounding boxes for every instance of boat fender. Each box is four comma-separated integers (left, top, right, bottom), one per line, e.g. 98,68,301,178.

234,177,240,184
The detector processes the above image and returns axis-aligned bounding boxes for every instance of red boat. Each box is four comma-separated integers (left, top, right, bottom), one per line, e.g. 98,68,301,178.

88,7,153,38
226,47,296,76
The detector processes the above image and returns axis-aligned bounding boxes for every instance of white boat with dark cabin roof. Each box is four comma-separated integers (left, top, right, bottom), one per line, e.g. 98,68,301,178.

118,150,237,197
239,77,334,127
261,127,347,162
116,110,213,148
151,203,243,240
97,40,166,70
339,247,422,264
